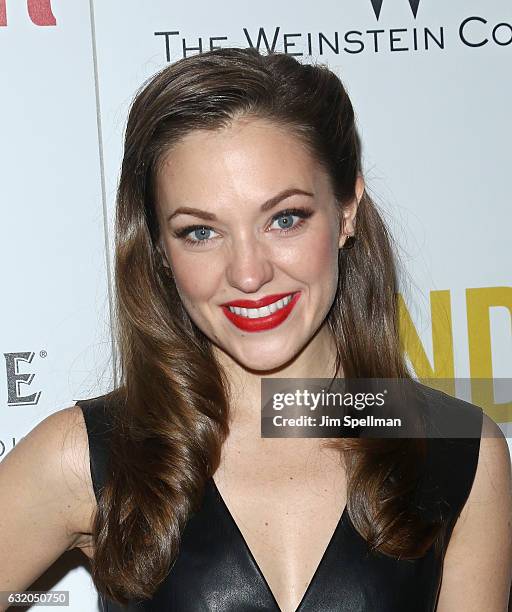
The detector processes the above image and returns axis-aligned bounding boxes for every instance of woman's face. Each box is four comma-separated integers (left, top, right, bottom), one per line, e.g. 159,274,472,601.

156,116,362,372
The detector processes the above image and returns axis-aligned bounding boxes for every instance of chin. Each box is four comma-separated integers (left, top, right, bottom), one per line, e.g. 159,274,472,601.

230,342,301,373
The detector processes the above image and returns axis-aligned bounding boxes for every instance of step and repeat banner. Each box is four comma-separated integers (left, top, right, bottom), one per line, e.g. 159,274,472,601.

1,0,511,609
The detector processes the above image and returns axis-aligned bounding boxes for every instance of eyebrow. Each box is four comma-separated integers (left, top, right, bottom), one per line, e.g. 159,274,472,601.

166,188,314,223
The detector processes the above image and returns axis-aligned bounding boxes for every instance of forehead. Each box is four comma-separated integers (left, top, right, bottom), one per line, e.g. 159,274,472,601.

156,117,327,206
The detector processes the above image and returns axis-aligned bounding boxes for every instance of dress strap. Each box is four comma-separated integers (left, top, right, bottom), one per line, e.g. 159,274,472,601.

75,395,115,503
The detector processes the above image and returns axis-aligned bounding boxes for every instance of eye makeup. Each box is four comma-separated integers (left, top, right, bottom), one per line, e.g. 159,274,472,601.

171,206,315,248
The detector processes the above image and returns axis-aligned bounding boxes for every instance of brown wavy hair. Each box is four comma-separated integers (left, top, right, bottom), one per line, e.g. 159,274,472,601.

89,47,442,604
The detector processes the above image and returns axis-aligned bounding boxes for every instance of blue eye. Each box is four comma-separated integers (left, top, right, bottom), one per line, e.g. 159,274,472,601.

173,206,314,248
271,212,301,231
175,225,219,247
190,227,214,242
268,208,315,236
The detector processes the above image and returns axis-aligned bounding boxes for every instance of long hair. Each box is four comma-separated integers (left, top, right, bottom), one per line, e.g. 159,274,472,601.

89,47,441,604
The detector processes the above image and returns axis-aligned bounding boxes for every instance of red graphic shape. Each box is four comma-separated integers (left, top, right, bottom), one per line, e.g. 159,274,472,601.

0,0,56,26
27,0,56,26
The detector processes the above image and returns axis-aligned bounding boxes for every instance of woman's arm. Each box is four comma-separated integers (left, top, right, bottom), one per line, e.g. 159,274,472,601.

0,406,94,612
436,413,512,612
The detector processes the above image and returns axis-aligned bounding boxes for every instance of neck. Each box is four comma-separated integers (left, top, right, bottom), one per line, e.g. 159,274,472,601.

213,324,342,436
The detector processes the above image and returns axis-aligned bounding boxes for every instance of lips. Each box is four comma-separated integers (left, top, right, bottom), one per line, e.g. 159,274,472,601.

221,291,301,333
221,292,297,309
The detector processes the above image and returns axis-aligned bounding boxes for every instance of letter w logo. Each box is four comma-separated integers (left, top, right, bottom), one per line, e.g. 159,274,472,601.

0,0,56,26
370,0,421,20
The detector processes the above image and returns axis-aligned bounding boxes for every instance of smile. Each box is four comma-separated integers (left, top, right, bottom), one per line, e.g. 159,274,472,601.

221,292,301,332
227,294,294,318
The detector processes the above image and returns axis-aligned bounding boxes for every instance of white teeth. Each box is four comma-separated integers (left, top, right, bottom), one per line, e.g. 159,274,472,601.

227,294,295,318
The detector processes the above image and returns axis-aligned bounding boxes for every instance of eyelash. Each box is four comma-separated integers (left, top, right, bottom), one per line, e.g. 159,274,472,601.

173,207,315,248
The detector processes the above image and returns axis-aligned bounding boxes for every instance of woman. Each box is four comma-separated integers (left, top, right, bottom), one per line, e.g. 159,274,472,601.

1,47,511,612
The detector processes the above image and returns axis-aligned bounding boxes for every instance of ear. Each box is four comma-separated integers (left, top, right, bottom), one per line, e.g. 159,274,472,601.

338,175,365,249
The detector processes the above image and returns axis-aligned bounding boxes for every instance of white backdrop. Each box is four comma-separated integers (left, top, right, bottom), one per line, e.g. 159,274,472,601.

1,0,511,609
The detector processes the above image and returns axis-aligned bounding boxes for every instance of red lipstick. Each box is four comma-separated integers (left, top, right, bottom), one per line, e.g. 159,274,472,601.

220,292,301,332
221,292,296,309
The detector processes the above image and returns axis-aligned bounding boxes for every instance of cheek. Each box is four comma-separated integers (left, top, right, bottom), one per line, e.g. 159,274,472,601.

281,227,338,279
307,241,337,277
166,248,219,304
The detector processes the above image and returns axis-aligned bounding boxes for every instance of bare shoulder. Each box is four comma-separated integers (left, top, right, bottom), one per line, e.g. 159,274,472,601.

436,412,512,611
18,405,97,545
0,405,97,597
453,411,512,537
52,405,97,546
467,412,512,517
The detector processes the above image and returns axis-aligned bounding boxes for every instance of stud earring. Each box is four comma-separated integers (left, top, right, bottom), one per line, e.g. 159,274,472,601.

341,235,357,250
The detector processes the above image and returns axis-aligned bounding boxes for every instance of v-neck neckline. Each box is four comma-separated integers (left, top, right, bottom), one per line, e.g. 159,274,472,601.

209,476,349,612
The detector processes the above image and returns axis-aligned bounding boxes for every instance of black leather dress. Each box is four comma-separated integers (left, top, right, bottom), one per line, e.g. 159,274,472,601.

76,384,483,611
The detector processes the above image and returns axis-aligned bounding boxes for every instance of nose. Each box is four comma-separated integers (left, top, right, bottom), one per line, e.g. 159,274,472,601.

225,234,274,294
